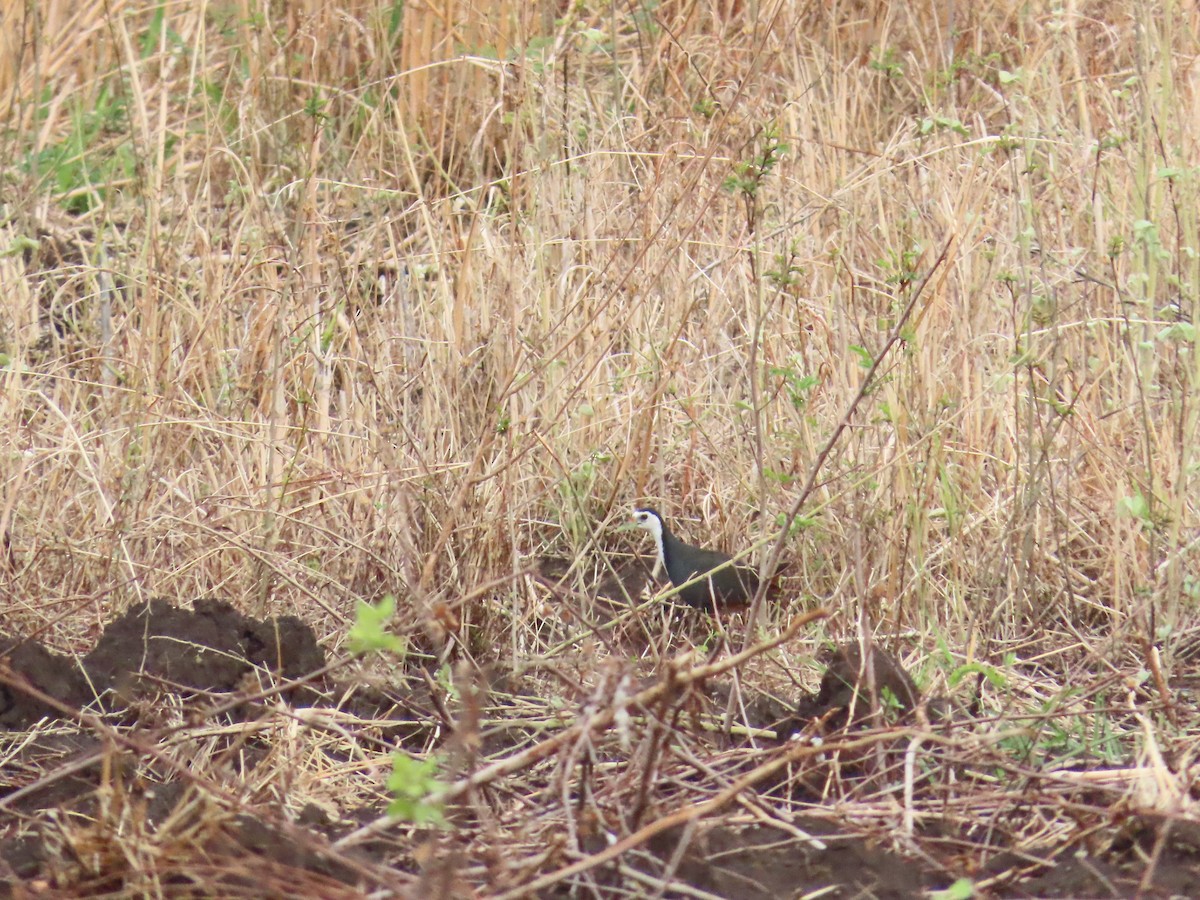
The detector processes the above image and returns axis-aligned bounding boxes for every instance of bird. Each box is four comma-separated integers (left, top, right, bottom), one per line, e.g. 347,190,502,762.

630,507,760,611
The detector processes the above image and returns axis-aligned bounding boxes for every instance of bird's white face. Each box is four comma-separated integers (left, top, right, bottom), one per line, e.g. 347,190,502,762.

631,507,663,539
631,507,666,570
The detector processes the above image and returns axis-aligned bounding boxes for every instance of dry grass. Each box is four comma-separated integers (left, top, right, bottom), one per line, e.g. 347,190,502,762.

2,0,1200,894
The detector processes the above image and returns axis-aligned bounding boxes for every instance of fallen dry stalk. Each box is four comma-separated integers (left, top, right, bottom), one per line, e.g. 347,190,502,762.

332,606,829,849
0,662,407,891
491,728,886,899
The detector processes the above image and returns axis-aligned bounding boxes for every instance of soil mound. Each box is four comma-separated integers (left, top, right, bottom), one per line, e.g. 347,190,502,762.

1,598,325,728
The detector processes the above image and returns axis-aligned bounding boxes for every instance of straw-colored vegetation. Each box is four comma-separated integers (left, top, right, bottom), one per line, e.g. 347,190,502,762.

2,0,1199,894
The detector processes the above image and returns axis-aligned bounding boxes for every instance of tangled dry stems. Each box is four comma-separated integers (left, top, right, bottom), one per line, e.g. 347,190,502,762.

2,0,1199,894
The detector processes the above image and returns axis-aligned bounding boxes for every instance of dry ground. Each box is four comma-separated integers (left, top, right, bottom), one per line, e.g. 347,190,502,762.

2,0,1200,896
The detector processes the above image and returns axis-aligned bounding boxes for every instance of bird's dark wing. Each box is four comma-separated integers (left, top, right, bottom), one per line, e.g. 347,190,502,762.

680,546,739,576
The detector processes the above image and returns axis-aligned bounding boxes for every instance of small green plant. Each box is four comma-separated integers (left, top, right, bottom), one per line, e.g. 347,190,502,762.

1117,489,1147,524
869,47,904,79
347,595,406,656
773,512,816,536
139,3,185,56
387,752,449,827
935,458,963,535
931,878,976,900
932,50,1000,89
1132,218,1170,262
1098,131,1127,151
947,658,1009,690
200,78,239,131
435,663,460,702
876,245,923,286
1022,692,1129,769
996,729,1035,762
918,115,969,137
878,685,907,717
556,452,610,547
766,244,806,291
768,354,820,410
763,466,796,486
848,345,874,369
579,26,614,55
1184,573,1200,601
385,0,404,40
24,84,137,214
723,123,788,200
1117,489,1168,532
303,92,328,121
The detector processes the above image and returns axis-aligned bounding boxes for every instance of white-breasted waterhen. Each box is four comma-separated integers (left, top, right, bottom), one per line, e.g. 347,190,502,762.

631,507,760,611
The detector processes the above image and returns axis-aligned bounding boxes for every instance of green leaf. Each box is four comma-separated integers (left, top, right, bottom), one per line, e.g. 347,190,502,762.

387,752,449,827
949,661,1006,689
919,115,969,137
1132,219,1158,243
1117,490,1150,522
848,345,874,369
3,235,39,257
774,512,816,534
347,595,407,656
1158,322,1196,343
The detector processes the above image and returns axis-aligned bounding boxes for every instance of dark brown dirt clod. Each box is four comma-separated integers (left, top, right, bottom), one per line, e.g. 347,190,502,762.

784,642,922,737
1,598,326,730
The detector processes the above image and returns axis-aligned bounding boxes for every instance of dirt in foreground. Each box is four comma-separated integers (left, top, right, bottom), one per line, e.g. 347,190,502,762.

1,598,1196,897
